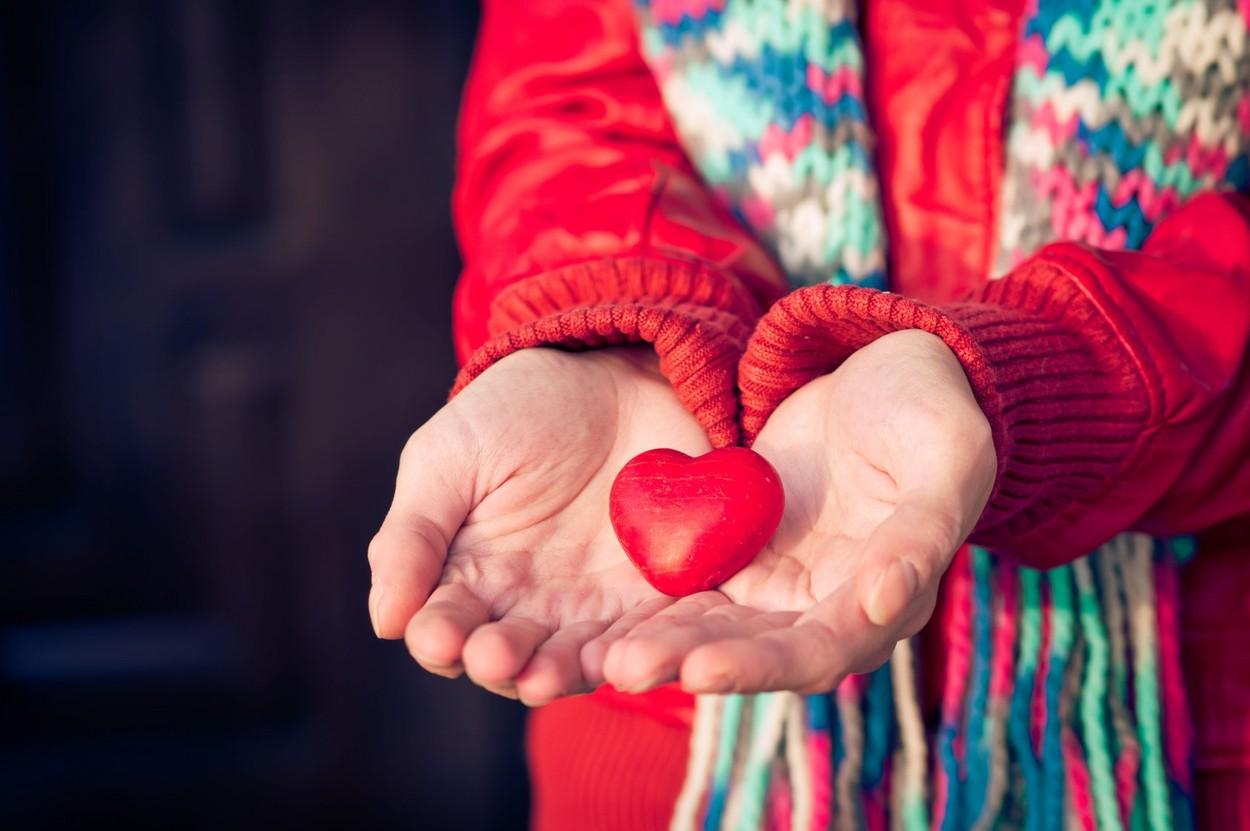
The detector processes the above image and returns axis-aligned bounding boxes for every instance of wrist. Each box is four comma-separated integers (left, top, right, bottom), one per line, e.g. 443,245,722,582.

593,345,663,379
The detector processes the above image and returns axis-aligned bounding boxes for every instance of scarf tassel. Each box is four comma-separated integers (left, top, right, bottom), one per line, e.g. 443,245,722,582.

671,535,1195,831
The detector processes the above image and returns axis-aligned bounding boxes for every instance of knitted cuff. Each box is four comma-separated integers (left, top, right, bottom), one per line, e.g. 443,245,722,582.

739,261,1150,564
452,257,762,448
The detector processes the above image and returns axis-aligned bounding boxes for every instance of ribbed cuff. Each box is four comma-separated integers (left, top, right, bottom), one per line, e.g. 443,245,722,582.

453,257,761,448
945,264,1150,551
739,260,1151,566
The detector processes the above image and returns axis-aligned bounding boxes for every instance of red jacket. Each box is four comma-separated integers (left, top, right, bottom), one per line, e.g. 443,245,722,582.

450,1,1250,828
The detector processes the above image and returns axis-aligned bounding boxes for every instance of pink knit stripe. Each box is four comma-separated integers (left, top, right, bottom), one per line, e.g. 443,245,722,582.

1032,167,1135,247
1111,172,1184,224
808,732,834,831
759,114,816,161
1063,728,1096,831
766,767,792,831
805,64,863,104
739,195,778,231
1114,732,1141,823
1018,34,1049,74
1031,584,1052,754
933,548,974,827
864,777,888,831
649,0,727,25
990,563,1020,699
1031,101,1080,145
1182,134,1230,179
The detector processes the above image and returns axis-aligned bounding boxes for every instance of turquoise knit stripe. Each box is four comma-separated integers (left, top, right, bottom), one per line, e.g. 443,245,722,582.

1042,567,1076,831
1074,557,1124,831
635,0,887,288
1012,568,1046,831
640,0,1244,826
997,0,1249,270
961,548,995,822
705,693,746,830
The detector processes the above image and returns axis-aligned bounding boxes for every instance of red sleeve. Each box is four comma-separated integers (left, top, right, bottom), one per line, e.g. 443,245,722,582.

739,193,1250,568
449,0,786,447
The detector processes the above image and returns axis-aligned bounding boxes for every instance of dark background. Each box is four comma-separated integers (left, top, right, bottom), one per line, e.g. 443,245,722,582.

0,2,533,828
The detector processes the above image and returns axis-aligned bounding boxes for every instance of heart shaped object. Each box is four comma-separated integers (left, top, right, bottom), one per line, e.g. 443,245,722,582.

609,447,785,597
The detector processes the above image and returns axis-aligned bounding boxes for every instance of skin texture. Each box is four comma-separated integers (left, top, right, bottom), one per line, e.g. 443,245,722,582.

598,330,997,694
370,330,996,701
367,346,706,705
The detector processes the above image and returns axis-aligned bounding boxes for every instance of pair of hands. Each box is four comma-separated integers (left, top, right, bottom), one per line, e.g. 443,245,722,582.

367,330,996,705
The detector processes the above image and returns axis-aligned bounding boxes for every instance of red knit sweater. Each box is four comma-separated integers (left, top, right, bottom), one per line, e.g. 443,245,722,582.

449,1,1250,827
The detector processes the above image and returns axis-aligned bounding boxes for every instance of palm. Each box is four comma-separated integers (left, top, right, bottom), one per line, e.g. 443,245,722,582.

439,358,707,624
369,347,709,703
721,387,904,613
600,331,996,695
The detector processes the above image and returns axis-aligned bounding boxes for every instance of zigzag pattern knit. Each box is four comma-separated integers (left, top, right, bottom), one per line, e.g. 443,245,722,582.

636,0,886,287
637,0,1249,828
997,0,1250,270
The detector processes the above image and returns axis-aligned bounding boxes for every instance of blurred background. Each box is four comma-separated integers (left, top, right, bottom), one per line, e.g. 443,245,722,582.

1,1,533,828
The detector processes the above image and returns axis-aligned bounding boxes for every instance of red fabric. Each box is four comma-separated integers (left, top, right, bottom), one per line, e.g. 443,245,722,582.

451,257,759,447
528,694,689,831
450,0,786,448
448,0,1250,827
740,193,1250,567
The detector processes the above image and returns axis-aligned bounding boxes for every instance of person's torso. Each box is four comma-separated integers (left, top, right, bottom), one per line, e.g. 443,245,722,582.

865,0,1027,302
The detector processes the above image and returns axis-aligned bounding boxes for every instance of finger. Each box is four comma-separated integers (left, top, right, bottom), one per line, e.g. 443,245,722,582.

680,622,847,694
580,596,681,687
605,605,799,693
368,519,453,640
368,418,476,639
462,616,553,688
681,576,886,694
672,502,957,695
405,583,490,677
514,619,611,707
597,593,729,689
855,500,960,628
679,566,938,696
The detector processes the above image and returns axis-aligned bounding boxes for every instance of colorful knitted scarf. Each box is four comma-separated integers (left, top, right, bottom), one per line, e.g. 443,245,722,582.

634,0,1250,828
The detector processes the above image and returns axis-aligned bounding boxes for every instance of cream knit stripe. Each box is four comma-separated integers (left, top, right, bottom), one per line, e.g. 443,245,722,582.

784,695,814,831
673,695,727,831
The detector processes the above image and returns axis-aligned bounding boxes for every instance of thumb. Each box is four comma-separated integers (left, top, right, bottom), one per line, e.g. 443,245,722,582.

367,415,476,639
856,499,964,628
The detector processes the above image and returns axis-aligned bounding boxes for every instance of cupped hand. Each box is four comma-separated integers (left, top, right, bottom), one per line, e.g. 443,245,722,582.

599,330,997,695
368,346,710,705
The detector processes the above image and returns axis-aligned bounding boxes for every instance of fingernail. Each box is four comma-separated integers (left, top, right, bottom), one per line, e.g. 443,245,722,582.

369,586,385,638
624,673,663,694
864,559,919,627
689,669,732,694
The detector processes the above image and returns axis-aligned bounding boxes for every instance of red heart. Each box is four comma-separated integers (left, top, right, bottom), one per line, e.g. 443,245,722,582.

609,447,785,597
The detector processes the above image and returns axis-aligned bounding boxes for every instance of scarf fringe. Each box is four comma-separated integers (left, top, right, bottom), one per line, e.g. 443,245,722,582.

638,0,1242,825
671,535,1196,831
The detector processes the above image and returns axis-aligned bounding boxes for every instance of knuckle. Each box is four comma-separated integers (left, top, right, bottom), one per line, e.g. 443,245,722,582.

800,666,842,694
398,424,433,467
799,677,837,695
427,664,464,680
906,510,963,563
366,534,388,569
849,644,894,675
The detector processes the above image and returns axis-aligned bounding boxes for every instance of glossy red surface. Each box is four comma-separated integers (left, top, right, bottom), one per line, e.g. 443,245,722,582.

608,447,784,596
